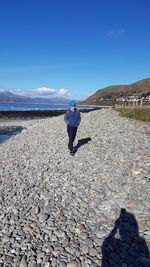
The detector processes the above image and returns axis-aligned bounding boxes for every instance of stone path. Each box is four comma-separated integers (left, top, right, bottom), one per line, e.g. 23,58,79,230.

0,109,150,266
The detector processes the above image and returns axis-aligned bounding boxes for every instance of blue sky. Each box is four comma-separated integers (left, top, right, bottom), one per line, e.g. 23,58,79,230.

0,0,150,100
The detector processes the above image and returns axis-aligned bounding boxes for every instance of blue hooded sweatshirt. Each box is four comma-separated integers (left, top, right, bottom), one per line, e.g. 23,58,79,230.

64,108,81,127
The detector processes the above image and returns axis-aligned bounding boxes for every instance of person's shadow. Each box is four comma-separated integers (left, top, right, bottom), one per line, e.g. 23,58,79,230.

74,137,92,154
102,209,150,266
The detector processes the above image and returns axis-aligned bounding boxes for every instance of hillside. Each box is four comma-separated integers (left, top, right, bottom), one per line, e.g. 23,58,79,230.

81,78,150,105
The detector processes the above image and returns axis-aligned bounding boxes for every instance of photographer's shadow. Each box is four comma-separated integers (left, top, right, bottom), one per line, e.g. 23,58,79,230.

102,209,150,266
74,137,92,154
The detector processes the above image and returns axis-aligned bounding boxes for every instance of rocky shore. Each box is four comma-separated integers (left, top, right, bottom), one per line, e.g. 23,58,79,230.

0,108,150,266
0,108,97,122
0,109,97,143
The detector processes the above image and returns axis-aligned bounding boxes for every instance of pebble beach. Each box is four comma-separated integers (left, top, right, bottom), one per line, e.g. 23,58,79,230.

0,108,150,267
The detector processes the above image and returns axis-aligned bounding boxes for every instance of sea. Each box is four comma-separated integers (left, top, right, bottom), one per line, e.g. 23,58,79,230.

0,102,92,111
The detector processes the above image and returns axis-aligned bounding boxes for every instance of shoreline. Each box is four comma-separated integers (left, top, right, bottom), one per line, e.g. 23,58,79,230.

0,107,102,121
0,108,101,142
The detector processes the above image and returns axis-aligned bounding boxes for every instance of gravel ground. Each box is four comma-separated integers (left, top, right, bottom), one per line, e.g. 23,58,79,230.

0,108,150,267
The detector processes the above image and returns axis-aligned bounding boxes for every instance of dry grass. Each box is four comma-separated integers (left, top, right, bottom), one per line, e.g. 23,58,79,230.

115,108,150,122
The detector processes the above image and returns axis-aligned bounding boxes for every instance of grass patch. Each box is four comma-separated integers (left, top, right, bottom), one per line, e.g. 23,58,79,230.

115,108,150,122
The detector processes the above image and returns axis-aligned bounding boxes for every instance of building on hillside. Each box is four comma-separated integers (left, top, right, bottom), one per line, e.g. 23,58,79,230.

116,95,141,102
145,95,150,101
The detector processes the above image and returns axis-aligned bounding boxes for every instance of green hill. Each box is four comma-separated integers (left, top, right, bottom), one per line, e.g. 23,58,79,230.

81,78,150,105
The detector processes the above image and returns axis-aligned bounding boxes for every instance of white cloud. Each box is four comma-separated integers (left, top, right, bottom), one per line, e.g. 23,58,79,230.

108,29,125,37
108,30,115,36
35,87,56,95
0,87,87,100
58,88,68,95
34,87,69,97
10,89,26,95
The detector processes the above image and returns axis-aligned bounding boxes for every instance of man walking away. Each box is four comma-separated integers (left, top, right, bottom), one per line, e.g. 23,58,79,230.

64,101,81,156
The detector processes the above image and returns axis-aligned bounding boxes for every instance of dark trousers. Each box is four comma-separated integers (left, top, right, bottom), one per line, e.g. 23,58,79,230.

67,124,77,152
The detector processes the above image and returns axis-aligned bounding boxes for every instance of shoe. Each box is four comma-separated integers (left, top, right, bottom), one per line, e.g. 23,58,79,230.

70,151,74,156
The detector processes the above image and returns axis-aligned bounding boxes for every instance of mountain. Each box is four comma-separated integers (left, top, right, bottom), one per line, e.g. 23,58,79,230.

0,91,71,104
0,91,32,103
81,78,150,105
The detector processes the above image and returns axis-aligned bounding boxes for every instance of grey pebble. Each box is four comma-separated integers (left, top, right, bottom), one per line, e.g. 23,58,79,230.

0,109,150,266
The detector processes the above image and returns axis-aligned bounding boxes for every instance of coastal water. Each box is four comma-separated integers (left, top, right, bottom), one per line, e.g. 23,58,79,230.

0,102,92,111
0,126,24,143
